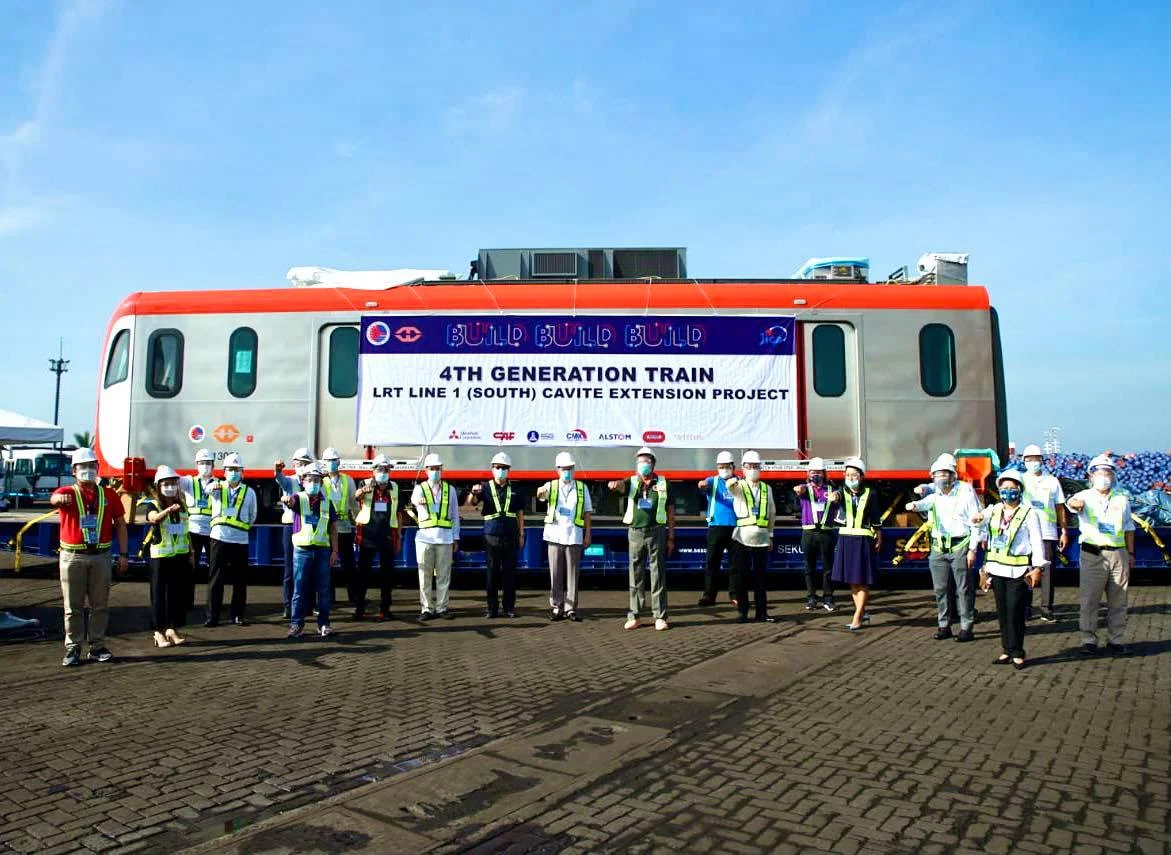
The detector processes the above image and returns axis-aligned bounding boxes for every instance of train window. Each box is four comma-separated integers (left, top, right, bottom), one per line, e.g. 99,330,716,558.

227,327,258,398
812,325,847,397
328,326,359,398
919,323,956,396
103,330,130,388
146,329,184,398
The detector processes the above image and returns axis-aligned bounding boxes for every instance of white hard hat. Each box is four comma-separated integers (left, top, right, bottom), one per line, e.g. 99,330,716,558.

222,453,244,469
371,453,391,468
1089,453,1115,471
154,465,179,483
844,456,866,475
292,447,313,463
997,468,1025,487
1021,444,1043,459
742,450,762,465
423,452,443,468
555,451,576,468
930,453,957,474
635,446,656,461
321,447,341,461
491,452,512,467
71,448,98,467
195,449,215,463
808,457,826,471
716,451,734,465
301,462,324,478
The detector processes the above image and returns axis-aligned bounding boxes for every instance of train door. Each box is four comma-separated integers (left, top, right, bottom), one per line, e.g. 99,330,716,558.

801,322,861,459
315,323,364,459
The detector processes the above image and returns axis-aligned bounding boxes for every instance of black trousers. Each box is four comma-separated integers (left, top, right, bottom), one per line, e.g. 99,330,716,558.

336,531,355,604
484,535,518,615
150,555,190,630
206,540,248,622
353,541,395,615
188,531,211,611
702,526,737,600
991,574,1029,658
734,543,770,618
801,529,835,600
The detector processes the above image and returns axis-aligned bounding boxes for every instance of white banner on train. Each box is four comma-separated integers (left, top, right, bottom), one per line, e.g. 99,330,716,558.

356,315,797,448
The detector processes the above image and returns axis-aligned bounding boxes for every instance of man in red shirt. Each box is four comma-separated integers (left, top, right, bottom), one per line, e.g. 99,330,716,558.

49,448,129,666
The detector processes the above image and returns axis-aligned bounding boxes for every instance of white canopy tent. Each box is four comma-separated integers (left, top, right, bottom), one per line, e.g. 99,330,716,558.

0,409,63,444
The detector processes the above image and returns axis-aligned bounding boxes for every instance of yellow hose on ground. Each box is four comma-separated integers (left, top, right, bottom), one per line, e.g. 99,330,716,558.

891,521,932,566
7,511,57,573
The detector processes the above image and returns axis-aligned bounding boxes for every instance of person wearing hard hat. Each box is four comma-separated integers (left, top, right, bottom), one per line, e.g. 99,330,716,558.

1020,444,1069,623
466,452,526,619
906,453,983,642
409,453,461,620
972,470,1047,669
537,452,593,621
352,454,404,620
49,448,129,666
320,447,358,612
695,451,739,608
830,457,882,631
1066,454,1135,656
723,451,777,623
794,457,838,611
181,448,219,615
274,448,314,619
281,463,340,638
204,453,257,627
137,466,192,649
609,447,674,631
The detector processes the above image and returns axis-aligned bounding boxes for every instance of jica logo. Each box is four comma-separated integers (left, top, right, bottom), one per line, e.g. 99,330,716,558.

759,325,788,346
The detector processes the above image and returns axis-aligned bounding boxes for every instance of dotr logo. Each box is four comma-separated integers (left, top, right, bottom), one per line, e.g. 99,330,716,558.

492,431,516,441
642,430,666,444
365,321,391,346
394,325,423,344
213,424,240,443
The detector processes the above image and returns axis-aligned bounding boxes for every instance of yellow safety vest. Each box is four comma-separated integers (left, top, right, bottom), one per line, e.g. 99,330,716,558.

417,482,455,529
190,477,212,516
735,481,770,529
1023,474,1058,526
928,494,970,553
986,504,1031,566
291,493,332,547
544,480,587,527
355,481,399,527
1080,491,1127,548
211,485,252,531
61,484,111,552
622,475,668,526
138,499,191,558
482,481,516,520
840,489,875,538
324,475,352,522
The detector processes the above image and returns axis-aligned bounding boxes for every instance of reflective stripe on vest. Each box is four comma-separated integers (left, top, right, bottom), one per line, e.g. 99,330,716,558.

61,484,111,552
735,481,769,528
482,482,516,520
324,476,352,521
929,494,969,553
840,488,875,538
544,480,586,527
801,486,834,530
986,504,1031,567
355,481,399,527
417,482,455,529
622,475,668,526
211,485,251,531
190,477,212,516
291,493,332,547
1081,491,1127,548
138,499,191,558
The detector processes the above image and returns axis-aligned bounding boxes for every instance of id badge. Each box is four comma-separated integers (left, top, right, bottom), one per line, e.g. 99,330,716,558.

305,514,320,527
166,522,185,535
1030,499,1045,510
373,501,388,512
637,498,653,510
1098,522,1116,536
430,503,439,515
558,506,573,518
991,534,1008,551
197,497,209,509
80,514,98,545
812,502,825,514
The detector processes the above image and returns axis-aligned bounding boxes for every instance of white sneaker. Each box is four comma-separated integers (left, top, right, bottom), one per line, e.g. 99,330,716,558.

319,625,334,637
654,618,670,631
623,617,641,630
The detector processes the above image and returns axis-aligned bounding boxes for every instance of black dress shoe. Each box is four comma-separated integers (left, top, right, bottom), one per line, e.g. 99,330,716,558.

1012,659,1027,670
485,611,498,619
567,611,582,622
232,616,247,627
204,619,218,628
956,629,975,643
550,611,563,622
1079,643,1099,656
933,628,953,640
503,611,517,618
1106,643,1130,657
994,655,1011,665
441,611,454,620
697,596,714,607
419,611,435,622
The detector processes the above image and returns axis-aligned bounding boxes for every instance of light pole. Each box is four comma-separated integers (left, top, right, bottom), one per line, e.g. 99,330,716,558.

48,338,70,428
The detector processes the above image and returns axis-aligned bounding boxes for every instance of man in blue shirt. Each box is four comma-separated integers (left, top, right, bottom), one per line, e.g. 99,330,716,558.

466,452,526,618
697,451,739,607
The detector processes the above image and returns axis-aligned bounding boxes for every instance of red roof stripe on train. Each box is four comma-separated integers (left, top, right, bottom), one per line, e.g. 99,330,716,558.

109,281,990,320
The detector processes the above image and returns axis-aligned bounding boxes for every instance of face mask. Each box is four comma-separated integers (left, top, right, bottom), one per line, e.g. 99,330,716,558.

76,467,98,483
305,481,321,496
636,462,653,477
161,484,178,497
745,469,761,483
809,473,825,485
225,470,242,485
933,475,952,491
559,469,574,482
1025,460,1041,474
427,469,442,483
1000,487,1021,503
1092,474,1112,492
374,471,389,484
493,467,508,482
845,477,861,491
717,466,734,479
327,461,340,474
197,462,213,476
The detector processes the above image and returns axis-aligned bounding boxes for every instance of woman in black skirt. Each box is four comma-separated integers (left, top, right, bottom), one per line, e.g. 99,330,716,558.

830,457,883,631
137,466,192,648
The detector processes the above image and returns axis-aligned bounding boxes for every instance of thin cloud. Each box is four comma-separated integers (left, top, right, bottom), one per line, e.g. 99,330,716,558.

444,87,525,136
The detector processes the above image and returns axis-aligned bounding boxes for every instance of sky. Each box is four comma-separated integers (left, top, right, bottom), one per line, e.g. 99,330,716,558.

1,0,1168,453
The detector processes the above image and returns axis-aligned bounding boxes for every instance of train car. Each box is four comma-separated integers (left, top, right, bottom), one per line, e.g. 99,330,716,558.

95,249,1008,500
